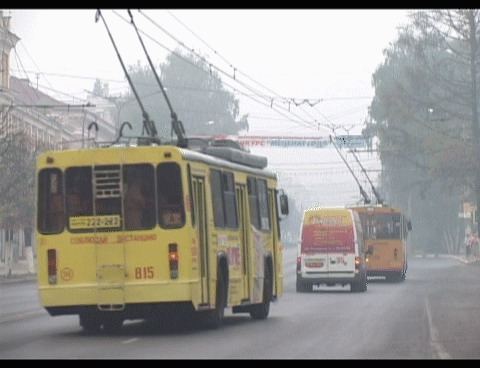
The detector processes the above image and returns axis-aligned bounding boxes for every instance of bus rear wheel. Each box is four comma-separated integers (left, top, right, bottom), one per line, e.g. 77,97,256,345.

250,262,273,320
204,266,227,329
102,315,124,333
79,312,101,333
351,273,367,292
296,279,313,292
386,271,405,283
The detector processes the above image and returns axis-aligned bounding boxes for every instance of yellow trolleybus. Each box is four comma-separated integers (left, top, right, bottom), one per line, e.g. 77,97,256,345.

35,137,289,331
350,204,411,282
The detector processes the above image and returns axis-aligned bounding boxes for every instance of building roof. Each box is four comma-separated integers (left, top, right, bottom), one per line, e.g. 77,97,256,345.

9,76,64,107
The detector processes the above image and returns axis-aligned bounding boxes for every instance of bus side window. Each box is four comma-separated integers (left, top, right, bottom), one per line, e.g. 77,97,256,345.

256,178,270,230
247,177,260,229
157,162,185,228
210,169,225,228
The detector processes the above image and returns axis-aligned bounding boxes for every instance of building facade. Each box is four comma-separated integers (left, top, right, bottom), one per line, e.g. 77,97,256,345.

0,11,117,276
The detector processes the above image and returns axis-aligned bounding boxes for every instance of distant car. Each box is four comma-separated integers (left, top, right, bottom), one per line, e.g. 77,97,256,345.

296,206,368,292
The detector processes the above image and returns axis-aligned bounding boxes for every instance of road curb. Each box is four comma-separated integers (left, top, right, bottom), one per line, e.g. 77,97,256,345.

0,274,36,285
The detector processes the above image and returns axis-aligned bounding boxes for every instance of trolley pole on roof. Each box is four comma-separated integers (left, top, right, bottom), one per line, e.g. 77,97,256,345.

330,135,371,205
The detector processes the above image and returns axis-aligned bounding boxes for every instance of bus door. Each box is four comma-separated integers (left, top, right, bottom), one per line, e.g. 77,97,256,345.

236,184,250,301
269,189,282,297
93,164,126,311
192,177,210,307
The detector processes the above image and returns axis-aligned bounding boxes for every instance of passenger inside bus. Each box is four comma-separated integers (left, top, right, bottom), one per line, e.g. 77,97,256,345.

375,222,391,239
157,164,184,227
124,176,147,228
66,175,92,216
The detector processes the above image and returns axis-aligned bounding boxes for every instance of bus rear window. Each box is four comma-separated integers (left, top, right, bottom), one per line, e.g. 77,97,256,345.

37,168,64,234
373,213,401,239
66,167,93,217
123,164,156,229
64,164,156,232
157,162,185,228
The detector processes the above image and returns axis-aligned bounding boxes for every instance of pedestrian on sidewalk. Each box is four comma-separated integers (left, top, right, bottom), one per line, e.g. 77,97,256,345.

471,232,480,261
465,233,472,261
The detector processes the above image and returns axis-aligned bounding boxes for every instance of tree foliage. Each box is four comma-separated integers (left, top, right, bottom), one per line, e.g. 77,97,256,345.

369,9,480,252
0,125,50,229
117,49,249,140
93,78,109,98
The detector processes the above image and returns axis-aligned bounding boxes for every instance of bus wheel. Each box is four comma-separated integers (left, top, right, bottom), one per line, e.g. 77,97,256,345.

296,279,313,293
205,266,227,329
250,263,273,320
102,316,124,333
394,271,406,282
351,275,367,292
79,312,101,333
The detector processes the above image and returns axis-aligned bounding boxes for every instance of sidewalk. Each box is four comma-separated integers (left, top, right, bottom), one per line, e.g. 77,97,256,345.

0,260,36,284
413,253,480,264
448,254,480,265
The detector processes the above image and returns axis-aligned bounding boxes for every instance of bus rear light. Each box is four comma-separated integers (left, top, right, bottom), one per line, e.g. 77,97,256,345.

47,248,57,284
296,256,302,271
168,243,179,279
355,256,361,269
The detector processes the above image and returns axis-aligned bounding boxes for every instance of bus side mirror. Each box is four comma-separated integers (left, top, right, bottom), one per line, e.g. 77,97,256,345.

407,220,412,231
279,194,289,216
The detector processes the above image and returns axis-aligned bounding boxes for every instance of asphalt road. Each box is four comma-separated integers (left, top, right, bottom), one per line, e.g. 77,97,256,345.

1,248,479,359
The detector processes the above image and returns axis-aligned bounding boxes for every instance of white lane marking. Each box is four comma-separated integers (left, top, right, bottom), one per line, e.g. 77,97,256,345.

122,338,139,344
0,309,46,324
425,297,451,359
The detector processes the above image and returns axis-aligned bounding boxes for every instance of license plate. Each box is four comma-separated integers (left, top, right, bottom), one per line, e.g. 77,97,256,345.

306,261,324,268
69,215,121,229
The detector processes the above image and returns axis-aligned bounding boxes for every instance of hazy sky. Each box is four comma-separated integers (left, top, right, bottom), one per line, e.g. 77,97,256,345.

6,9,410,136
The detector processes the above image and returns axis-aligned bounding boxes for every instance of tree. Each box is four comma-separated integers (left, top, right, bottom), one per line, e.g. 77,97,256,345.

118,49,249,140
368,9,480,252
0,125,50,230
92,78,109,98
